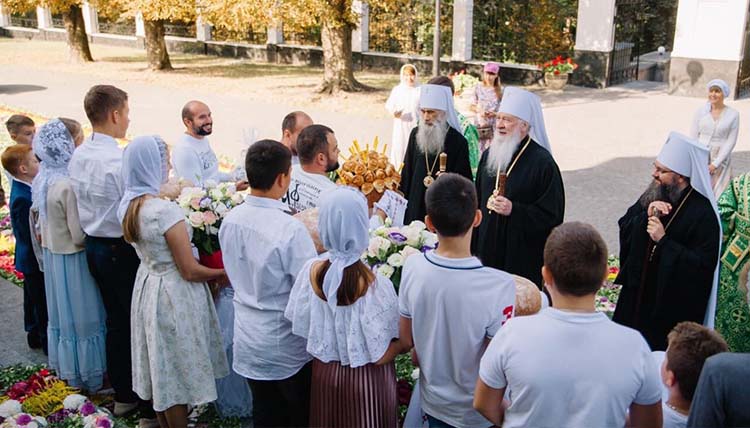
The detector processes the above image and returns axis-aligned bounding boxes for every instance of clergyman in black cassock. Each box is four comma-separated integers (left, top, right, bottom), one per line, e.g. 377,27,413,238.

472,87,564,288
399,84,473,224
613,132,720,351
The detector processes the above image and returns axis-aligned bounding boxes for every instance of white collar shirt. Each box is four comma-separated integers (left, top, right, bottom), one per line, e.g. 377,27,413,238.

68,133,124,238
172,134,232,186
219,195,317,380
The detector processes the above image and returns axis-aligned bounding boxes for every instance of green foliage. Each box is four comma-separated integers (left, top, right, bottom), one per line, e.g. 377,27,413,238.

368,0,453,56
0,364,49,394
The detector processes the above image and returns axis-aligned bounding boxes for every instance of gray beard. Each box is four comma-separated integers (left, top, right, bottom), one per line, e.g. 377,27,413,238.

485,131,523,176
639,180,684,208
416,120,448,155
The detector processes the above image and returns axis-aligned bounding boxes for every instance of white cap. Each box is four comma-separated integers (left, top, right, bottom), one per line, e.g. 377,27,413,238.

497,87,551,152
418,84,461,132
656,131,721,328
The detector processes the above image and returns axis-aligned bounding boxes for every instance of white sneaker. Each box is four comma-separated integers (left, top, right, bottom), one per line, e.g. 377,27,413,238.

113,401,138,417
138,417,160,428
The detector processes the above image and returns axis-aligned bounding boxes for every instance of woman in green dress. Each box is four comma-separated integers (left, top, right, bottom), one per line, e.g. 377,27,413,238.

716,173,750,352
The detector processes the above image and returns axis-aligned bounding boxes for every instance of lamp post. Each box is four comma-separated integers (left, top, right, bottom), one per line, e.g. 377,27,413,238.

432,0,440,76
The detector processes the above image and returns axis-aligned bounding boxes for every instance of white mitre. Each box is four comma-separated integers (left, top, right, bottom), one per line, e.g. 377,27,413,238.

419,84,461,132
497,87,551,153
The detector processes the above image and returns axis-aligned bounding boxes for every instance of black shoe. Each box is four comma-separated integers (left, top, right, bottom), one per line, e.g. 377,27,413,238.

27,332,42,350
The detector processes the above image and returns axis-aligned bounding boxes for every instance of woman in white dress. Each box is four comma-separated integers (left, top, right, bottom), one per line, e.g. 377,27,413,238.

119,136,229,428
386,64,421,166
690,78,740,197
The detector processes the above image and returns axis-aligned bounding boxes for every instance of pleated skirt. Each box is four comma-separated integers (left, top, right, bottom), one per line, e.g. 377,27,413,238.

310,358,398,428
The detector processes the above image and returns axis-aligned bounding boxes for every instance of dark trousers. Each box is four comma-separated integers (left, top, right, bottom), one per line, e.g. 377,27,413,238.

22,267,47,345
426,414,458,428
85,236,140,403
247,362,312,428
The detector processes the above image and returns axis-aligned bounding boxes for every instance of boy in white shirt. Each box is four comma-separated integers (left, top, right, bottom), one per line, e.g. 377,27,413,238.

659,322,727,428
399,173,516,428
475,221,663,428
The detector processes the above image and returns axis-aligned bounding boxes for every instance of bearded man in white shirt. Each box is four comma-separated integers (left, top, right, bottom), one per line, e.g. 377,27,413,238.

172,100,249,190
282,124,339,214
68,85,157,427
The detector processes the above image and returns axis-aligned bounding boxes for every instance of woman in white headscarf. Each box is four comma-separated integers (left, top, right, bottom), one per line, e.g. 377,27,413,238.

285,187,402,426
31,118,107,393
690,79,740,197
119,136,228,426
386,64,421,165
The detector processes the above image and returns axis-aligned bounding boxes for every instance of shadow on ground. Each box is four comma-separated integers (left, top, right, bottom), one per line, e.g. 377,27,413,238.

0,84,47,95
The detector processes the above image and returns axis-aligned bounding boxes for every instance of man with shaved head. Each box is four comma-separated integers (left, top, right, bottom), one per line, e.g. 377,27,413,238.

280,111,313,165
173,100,248,190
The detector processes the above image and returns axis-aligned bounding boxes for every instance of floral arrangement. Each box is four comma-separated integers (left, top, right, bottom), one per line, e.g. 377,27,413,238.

176,181,245,256
0,394,115,428
541,56,578,75
0,366,48,396
450,70,480,95
337,139,401,208
395,354,418,420
364,219,438,290
0,208,23,287
596,255,622,317
3,369,54,403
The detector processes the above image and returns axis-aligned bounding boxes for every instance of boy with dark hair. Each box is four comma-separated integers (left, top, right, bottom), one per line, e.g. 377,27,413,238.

2,114,37,206
219,139,317,428
475,222,662,428
1,145,47,353
660,321,727,428
399,173,515,427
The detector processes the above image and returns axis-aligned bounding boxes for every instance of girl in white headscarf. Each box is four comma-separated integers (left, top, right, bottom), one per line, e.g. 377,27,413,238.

386,64,421,165
285,186,402,426
690,78,740,197
120,136,228,424
31,118,107,393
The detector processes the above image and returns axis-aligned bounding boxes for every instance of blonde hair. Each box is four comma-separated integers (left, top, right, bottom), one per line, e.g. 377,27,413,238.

58,117,82,141
122,195,147,243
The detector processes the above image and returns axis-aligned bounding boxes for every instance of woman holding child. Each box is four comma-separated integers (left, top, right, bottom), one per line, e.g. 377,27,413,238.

285,186,402,426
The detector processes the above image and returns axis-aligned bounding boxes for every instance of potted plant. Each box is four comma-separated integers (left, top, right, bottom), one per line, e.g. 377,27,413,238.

541,56,578,90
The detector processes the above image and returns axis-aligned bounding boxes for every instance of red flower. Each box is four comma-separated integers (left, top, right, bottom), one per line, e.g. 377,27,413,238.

396,379,413,406
554,70,560,75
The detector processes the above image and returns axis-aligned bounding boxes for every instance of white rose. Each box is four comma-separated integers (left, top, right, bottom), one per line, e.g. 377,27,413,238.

373,226,388,238
63,394,87,411
210,188,224,201
213,202,229,217
367,236,390,258
400,246,420,260
199,198,212,209
403,226,422,247
188,211,205,228
204,179,218,189
231,193,244,205
377,263,395,278
411,368,420,380
421,230,438,248
408,220,426,231
0,400,22,417
387,252,404,267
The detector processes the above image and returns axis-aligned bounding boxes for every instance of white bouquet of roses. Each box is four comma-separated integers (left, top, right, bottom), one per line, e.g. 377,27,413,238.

363,219,438,290
176,180,245,263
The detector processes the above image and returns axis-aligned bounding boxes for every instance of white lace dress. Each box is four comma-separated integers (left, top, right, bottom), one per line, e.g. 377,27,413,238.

130,198,229,412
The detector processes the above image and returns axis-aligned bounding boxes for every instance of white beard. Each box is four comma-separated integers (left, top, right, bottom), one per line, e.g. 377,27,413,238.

416,118,449,155
485,129,524,176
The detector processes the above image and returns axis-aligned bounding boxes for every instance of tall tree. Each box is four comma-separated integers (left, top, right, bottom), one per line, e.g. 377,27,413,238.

1,0,93,62
202,0,388,93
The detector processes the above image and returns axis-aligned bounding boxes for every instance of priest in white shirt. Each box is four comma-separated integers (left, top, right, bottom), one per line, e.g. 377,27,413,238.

282,124,339,214
68,85,157,426
280,111,313,165
173,101,249,190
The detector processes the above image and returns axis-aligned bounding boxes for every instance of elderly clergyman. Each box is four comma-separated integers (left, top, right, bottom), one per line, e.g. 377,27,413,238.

614,132,720,351
399,84,473,224
472,87,564,288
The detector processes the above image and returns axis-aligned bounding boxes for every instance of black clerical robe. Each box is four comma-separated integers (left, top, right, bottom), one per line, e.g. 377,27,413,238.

613,187,719,351
400,126,473,224
472,139,565,288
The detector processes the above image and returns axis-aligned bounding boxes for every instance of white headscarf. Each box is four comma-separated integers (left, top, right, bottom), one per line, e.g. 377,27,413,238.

399,64,419,86
497,87,551,153
656,132,721,328
117,136,169,223
31,118,76,222
419,84,461,132
318,186,370,311
707,79,730,98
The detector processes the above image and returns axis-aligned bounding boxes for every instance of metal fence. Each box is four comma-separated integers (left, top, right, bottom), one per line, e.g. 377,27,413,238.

368,0,452,56
97,17,136,36
9,13,37,29
164,20,196,38
211,25,266,44
282,26,321,46
51,14,64,29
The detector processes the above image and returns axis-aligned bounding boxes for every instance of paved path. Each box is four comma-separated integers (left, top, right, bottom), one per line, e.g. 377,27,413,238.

0,278,47,366
3,64,750,252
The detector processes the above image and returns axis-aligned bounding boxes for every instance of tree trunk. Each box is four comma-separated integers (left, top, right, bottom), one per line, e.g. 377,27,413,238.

143,19,172,71
317,18,364,94
61,5,93,63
